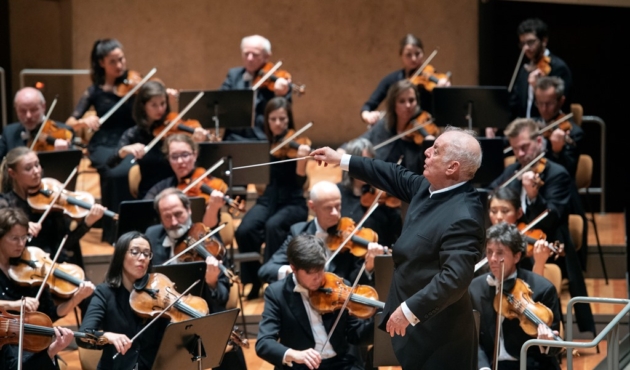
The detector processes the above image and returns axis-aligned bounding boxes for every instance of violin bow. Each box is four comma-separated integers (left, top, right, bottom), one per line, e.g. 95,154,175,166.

503,113,573,154
35,166,78,227
252,61,283,91
373,118,435,151
34,235,69,302
131,91,205,164
269,122,313,155
181,158,225,193
113,279,201,359
497,151,546,190
99,68,157,125
492,259,506,370
161,223,227,265
230,156,313,171
508,47,526,93
408,49,439,81
29,95,59,150
17,297,26,370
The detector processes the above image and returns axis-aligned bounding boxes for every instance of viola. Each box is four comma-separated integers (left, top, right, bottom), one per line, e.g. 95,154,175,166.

525,55,552,76
130,273,249,350
403,111,439,146
115,70,143,97
270,129,312,159
27,177,118,220
326,217,378,258
178,168,246,216
28,120,75,152
308,272,384,319
153,112,219,142
173,222,226,262
410,64,451,92
0,310,106,352
9,246,88,299
516,223,564,258
360,185,401,209
254,62,306,96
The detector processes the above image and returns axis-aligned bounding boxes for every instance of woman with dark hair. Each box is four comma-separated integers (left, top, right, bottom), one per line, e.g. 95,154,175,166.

360,33,450,127
234,96,309,299
79,231,168,370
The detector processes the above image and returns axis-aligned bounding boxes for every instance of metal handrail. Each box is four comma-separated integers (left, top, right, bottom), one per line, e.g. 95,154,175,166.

520,297,630,370
582,115,606,213
19,68,90,89
1,66,6,128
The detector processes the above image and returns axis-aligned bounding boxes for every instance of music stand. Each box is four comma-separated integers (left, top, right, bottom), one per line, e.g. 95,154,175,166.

196,142,270,187
179,90,255,135
432,86,510,130
151,308,240,370
116,197,206,241
472,138,506,188
38,149,82,190
152,261,207,297
372,255,399,366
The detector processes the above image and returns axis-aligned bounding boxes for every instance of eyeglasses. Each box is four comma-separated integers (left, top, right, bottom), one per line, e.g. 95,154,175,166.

518,39,539,49
7,235,29,243
168,152,193,161
128,248,153,260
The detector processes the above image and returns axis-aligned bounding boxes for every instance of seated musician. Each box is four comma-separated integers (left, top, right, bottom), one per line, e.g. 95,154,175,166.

470,222,562,370
487,118,595,335
258,180,387,286
533,76,583,178
0,87,74,158
220,34,291,132
360,33,450,127
0,147,105,267
338,138,402,248
0,207,80,370
256,234,374,370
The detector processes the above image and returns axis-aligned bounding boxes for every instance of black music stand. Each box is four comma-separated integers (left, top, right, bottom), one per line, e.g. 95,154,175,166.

179,90,255,134
115,197,206,241
151,308,239,370
152,261,207,297
196,142,270,187
372,255,399,366
38,149,82,190
472,138,506,188
432,86,510,130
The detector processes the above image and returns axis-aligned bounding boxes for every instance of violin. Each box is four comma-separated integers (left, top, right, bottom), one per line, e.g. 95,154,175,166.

28,120,74,152
153,112,220,142
403,111,439,145
410,64,451,92
525,55,552,76
27,178,118,220
0,310,106,352
178,168,246,216
9,246,88,299
115,70,143,97
254,62,306,96
326,217,378,258
516,223,564,258
173,222,226,262
360,185,401,209
130,273,249,350
270,129,312,159
308,272,384,319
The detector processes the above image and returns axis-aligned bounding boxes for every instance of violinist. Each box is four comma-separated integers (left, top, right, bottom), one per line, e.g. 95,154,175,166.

0,87,75,158
0,147,105,267
0,207,81,370
509,18,572,119
257,234,374,370
235,97,309,299
360,33,450,127
469,222,562,370
79,231,169,370
220,35,291,131
488,118,595,335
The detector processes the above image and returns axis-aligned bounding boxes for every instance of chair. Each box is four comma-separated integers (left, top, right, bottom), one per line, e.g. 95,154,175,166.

568,214,583,252
543,263,563,296
570,103,583,127
78,347,103,370
128,164,141,198
504,155,516,168
219,211,235,248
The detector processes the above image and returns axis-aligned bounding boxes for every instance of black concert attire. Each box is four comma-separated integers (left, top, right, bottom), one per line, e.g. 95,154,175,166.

509,51,572,120
256,274,373,370
0,121,75,158
143,177,179,200
0,269,60,370
70,78,137,243
535,113,584,180
361,69,433,116
470,269,562,370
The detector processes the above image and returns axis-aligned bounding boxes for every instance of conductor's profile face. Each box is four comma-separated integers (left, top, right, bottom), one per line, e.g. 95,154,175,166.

293,267,325,292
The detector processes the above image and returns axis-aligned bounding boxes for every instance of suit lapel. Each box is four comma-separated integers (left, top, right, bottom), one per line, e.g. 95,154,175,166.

283,276,315,342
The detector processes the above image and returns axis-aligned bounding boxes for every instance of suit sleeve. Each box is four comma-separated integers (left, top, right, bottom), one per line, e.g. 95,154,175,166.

527,168,571,231
258,233,293,284
0,133,9,158
548,122,582,178
0,346,58,370
220,71,234,91
540,282,563,357
203,272,231,312
78,285,108,349
255,286,291,367
344,315,374,347
361,73,395,113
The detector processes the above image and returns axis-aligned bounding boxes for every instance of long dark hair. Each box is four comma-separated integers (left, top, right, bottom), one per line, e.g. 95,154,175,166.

263,97,295,142
90,38,124,85
132,80,170,130
399,33,424,55
384,79,421,131
487,187,521,214
105,231,152,288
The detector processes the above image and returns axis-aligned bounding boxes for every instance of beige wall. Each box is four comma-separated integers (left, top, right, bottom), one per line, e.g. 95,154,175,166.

11,0,478,145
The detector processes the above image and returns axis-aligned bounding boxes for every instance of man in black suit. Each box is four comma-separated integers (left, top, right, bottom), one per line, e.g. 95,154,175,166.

0,87,73,157
256,234,374,370
220,34,291,132
311,127,485,370
488,118,595,335
470,222,561,370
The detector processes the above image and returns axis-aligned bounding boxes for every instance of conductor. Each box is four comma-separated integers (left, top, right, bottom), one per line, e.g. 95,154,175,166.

310,126,485,369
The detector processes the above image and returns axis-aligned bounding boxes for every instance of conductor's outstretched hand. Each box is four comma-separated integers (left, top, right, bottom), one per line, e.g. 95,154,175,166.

310,147,342,167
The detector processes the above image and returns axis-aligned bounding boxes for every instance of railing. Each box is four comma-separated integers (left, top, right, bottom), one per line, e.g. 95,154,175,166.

582,115,606,213
1,66,6,128
19,68,90,89
520,297,630,370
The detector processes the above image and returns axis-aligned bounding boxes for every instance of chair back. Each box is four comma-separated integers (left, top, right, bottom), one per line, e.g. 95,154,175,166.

78,347,102,370
219,211,235,247
543,263,563,296
575,154,593,190
570,103,584,126
568,214,584,252
128,164,142,198
504,155,516,168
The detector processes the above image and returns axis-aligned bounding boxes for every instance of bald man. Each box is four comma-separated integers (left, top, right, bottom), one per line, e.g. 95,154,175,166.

1,87,74,157
311,127,485,370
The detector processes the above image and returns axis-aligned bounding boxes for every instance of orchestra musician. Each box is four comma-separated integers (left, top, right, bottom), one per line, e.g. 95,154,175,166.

470,222,562,370
256,234,374,370
0,87,74,158
310,127,485,369
360,33,450,127
234,97,309,300
487,118,595,335
0,207,84,370
509,18,572,119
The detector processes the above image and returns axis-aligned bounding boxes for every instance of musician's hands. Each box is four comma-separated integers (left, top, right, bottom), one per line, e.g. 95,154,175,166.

310,147,342,167
537,323,559,341
103,332,132,355
386,306,410,337
274,77,290,96
297,144,311,158
28,222,42,238
166,88,179,99
528,68,544,87
365,243,387,273
73,281,96,303
85,204,106,227
437,77,451,87
81,115,101,131
361,110,381,127
119,143,146,160
3,297,39,312
205,255,221,289
47,327,74,358
285,348,322,369
521,171,540,200
533,240,552,266
192,127,209,143
54,139,70,151
549,128,567,153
